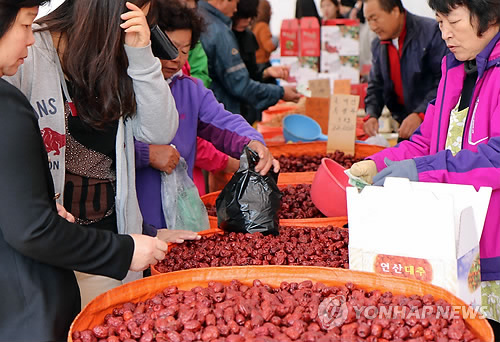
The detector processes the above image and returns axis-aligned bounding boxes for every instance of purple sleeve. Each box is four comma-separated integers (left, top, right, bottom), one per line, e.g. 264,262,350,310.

369,101,435,171
195,81,264,159
415,136,500,190
134,139,151,169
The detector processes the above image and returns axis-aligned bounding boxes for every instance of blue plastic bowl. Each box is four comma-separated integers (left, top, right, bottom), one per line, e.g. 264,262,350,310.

282,114,328,143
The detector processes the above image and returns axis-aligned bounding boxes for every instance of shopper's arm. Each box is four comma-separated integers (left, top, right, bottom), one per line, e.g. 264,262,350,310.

194,137,229,173
368,99,436,171
194,79,264,158
210,35,283,111
0,84,134,280
125,43,179,144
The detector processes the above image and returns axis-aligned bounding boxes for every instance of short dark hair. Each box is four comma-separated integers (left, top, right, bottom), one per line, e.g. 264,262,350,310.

233,0,259,20
428,0,500,36
363,0,404,13
156,0,204,50
0,0,48,39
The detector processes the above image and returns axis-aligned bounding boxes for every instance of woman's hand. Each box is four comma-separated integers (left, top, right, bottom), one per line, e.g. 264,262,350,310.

129,234,168,270
247,140,280,176
282,86,301,103
349,160,377,184
120,1,151,48
149,145,180,174
156,229,201,244
56,203,75,223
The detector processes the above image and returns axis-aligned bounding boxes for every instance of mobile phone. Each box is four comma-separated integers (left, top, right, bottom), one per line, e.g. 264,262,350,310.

150,25,178,60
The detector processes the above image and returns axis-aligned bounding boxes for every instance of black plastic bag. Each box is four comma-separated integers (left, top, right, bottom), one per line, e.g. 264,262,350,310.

216,146,281,235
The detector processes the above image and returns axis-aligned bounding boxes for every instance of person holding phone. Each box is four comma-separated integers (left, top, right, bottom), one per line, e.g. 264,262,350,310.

3,0,190,307
135,0,279,234
0,1,169,341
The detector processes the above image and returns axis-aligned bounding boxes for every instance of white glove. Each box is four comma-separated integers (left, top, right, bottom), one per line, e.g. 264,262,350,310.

349,160,378,184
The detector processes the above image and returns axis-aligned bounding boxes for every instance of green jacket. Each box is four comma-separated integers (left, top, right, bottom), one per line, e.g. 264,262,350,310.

188,41,212,88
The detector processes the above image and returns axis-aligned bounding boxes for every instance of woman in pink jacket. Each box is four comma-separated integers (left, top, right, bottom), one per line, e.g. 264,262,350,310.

350,0,500,330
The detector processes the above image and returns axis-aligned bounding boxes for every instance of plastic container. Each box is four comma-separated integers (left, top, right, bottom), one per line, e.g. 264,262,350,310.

310,158,350,217
207,142,386,193
150,228,224,275
282,114,328,142
208,168,316,193
151,225,345,275
201,185,348,230
256,122,283,134
69,266,494,342
268,141,386,159
261,104,297,122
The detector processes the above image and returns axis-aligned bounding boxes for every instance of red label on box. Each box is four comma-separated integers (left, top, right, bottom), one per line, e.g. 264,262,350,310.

300,17,320,57
281,19,299,56
374,254,433,282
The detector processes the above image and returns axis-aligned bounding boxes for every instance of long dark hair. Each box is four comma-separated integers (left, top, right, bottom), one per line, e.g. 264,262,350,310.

0,0,48,39
36,0,152,129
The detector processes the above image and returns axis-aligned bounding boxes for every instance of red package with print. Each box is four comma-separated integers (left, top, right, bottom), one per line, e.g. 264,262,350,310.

280,19,299,56
299,17,320,57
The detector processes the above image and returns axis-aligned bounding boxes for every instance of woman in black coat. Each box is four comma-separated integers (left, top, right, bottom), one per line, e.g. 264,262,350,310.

0,1,168,340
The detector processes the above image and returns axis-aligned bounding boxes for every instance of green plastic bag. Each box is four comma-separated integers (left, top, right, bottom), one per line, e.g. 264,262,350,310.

160,158,210,232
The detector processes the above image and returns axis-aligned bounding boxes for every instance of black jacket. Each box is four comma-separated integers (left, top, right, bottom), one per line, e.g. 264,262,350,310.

199,1,283,115
364,12,448,123
0,79,134,342
233,28,262,83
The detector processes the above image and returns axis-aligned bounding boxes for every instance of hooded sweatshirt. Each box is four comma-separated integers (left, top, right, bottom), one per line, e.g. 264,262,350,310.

4,26,179,282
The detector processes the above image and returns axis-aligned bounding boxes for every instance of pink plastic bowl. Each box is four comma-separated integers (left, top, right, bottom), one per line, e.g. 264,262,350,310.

310,158,350,217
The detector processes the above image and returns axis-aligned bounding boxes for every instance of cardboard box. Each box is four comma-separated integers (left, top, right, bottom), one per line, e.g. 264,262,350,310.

299,17,321,57
281,19,299,57
321,21,360,83
347,178,492,307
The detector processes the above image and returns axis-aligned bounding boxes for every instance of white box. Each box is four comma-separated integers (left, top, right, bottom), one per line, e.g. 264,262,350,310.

321,25,360,84
347,177,492,307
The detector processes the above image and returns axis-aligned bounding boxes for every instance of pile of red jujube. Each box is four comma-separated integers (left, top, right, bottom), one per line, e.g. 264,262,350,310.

278,150,363,173
279,184,324,219
206,184,325,219
156,226,348,273
72,280,480,342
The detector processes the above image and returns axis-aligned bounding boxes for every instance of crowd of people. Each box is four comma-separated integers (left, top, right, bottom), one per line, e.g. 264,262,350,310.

1,0,500,340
